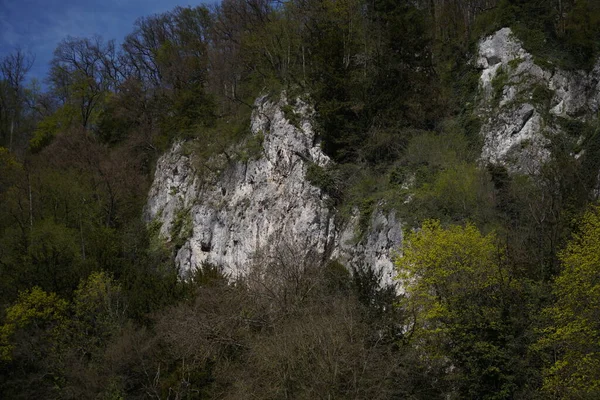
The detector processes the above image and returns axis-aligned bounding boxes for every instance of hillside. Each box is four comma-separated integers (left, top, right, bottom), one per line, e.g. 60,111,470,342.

1,1,600,398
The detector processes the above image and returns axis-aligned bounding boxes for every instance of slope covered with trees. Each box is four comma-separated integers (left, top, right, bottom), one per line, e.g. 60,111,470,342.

1,0,600,398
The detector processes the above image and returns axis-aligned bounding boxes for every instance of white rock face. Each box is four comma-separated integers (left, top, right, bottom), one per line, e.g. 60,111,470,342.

331,209,403,287
477,28,600,172
146,94,401,282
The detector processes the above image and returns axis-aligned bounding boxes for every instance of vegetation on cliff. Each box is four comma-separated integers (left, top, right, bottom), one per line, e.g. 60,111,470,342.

1,0,600,398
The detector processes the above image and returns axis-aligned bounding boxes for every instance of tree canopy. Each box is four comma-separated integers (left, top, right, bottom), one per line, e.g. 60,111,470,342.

1,0,600,398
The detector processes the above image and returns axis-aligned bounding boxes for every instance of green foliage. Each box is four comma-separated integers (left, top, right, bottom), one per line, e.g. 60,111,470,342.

0,147,20,173
538,206,600,398
30,105,76,152
170,207,193,250
329,163,405,237
301,0,442,163
396,220,539,399
118,222,186,321
71,271,125,341
281,103,301,129
238,130,264,162
3,0,600,398
0,287,67,363
305,162,340,204
396,220,501,328
492,66,509,102
491,0,600,70
26,219,84,295
561,1,600,70
163,84,217,138
412,162,494,224
188,107,253,173
0,274,126,398
146,218,163,238
397,129,493,227
96,90,140,145
531,83,554,109
403,129,471,172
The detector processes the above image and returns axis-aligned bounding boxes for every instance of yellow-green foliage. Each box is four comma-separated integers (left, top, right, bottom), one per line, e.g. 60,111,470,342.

73,271,123,323
30,104,77,151
394,220,535,398
71,271,125,351
395,220,501,338
403,130,470,170
398,129,494,227
0,146,21,169
538,206,600,398
0,287,68,362
27,219,83,292
0,146,22,190
415,163,489,219
189,107,252,172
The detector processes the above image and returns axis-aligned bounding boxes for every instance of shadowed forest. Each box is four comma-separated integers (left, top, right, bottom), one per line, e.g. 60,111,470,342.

1,0,600,398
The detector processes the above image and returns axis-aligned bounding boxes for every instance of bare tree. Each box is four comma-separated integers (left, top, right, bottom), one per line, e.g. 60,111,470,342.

0,48,34,151
49,36,117,128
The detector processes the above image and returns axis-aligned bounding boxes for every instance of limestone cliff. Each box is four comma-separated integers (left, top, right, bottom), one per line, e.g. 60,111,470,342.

146,94,401,282
476,28,600,173
146,28,600,283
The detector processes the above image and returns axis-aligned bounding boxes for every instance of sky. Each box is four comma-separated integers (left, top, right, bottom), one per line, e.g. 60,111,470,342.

0,0,208,82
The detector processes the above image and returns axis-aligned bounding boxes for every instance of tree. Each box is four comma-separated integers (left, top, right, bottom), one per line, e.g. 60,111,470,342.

49,36,117,128
26,219,82,295
55,272,127,399
121,6,216,138
396,220,538,399
538,206,600,399
0,287,68,398
0,287,67,363
0,49,34,151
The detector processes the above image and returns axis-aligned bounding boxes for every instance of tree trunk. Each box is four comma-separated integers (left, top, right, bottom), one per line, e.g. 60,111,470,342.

9,117,14,152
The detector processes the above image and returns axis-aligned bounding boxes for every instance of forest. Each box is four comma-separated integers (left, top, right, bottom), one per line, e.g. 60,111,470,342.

1,0,600,398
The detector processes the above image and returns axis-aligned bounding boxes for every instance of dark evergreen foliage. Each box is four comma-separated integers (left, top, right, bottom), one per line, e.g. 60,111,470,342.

1,0,600,398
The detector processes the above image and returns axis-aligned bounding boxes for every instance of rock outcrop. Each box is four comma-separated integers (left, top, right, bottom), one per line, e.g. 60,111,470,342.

476,27,600,173
147,28,600,284
146,94,401,281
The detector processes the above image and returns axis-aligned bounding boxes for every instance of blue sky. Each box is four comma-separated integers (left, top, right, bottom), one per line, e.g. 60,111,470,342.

0,0,209,82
